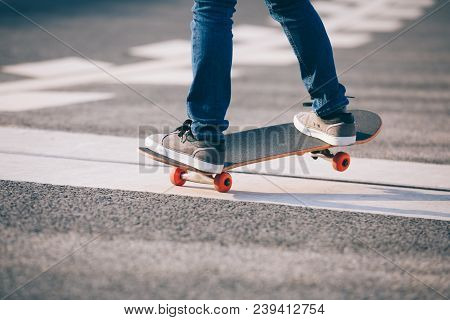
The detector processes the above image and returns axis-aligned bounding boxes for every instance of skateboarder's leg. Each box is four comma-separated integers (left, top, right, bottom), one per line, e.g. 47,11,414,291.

265,0,347,116
186,0,237,141
265,0,356,145
145,0,236,173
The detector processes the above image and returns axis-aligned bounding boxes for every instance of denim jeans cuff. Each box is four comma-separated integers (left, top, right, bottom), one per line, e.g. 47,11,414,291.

314,97,349,117
190,120,228,142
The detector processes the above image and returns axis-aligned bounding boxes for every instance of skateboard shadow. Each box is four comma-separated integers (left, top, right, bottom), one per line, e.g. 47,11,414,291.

186,184,450,219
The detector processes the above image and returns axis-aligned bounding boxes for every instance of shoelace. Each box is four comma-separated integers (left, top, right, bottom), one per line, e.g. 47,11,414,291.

174,119,193,142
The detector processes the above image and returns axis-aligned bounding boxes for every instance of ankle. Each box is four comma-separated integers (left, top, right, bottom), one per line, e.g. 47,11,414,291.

320,106,348,120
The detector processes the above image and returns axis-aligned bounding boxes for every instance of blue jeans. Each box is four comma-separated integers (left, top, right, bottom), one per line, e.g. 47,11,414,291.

187,0,349,140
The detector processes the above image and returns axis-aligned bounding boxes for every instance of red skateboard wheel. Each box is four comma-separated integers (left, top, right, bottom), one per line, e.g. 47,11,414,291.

332,152,350,172
214,172,232,193
169,167,186,186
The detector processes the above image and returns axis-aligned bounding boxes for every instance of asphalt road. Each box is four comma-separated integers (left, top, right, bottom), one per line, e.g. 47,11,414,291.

1,180,449,299
0,0,449,299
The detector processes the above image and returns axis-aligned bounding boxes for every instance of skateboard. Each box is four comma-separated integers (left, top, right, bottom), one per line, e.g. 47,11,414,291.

139,110,381,193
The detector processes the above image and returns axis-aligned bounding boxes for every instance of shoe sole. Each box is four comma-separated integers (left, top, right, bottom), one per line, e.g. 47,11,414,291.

293,115,356,146
145,137,224,174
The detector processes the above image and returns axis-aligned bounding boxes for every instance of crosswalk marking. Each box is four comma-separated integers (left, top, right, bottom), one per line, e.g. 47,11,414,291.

1,57,114,78
0,0,435,111
2,126,450,191
271,0,434,46
0,91,114,112
1,127,449,221
3,150,449,221
313,0,434,35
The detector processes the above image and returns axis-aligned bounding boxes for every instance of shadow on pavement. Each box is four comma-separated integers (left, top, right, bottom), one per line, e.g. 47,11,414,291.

186,184,450,220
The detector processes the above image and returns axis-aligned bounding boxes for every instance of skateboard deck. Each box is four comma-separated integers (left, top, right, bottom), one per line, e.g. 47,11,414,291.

139,110,381,192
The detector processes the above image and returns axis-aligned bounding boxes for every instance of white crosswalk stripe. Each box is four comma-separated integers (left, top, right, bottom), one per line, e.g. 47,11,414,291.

0,0,435,110
0,91,114,112
1,127,449,221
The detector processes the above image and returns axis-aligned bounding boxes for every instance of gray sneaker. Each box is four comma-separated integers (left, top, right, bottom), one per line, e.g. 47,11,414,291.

145,120,225,173
293,110,356,146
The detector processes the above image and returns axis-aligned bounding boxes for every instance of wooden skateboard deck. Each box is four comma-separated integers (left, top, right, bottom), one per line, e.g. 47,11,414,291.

139,110,381,192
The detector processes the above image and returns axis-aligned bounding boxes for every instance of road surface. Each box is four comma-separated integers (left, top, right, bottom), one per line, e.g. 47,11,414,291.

0,0,449,299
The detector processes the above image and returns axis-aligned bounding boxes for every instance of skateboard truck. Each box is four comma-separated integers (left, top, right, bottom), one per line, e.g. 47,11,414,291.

169,167,233,193
169,149,350,194
310,149,351,172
